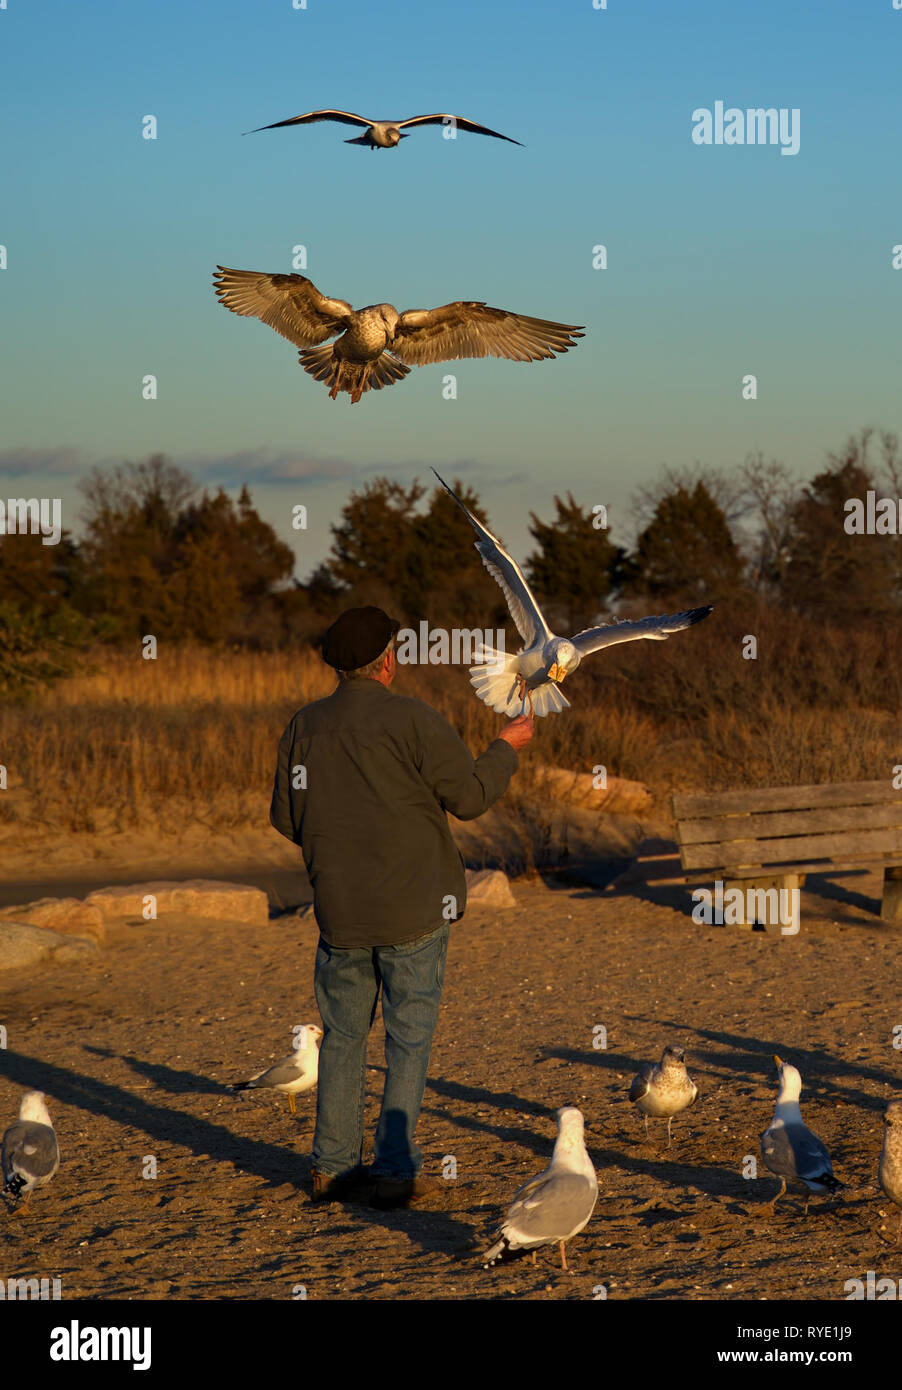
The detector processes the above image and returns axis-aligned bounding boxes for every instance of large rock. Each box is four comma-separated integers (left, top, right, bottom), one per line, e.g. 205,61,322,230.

85,879,269,925
465,868,516,909
535,764,652,815
0,921,98,973
0,896,106,943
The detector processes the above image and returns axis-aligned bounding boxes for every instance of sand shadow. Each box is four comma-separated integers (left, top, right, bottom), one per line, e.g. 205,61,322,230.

0,1048,303,1189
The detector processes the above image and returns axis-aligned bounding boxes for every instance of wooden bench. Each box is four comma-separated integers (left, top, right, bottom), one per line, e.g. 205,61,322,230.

672,779,902,928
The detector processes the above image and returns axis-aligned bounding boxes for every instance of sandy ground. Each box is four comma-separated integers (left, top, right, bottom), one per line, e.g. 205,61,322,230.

2,854,901,1302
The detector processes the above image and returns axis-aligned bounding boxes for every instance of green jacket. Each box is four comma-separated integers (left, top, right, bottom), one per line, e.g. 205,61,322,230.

270,678,519,947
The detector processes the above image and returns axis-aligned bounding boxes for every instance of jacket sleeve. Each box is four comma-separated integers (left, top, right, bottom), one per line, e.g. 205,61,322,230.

412,703,519,821
270,718,301,842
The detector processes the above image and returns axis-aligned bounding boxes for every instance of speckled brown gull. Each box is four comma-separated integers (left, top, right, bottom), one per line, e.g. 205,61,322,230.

246,108,522,150
878,1099,902,1243
629,1045,698,1146
482,1107,597,1271
213,267,582,403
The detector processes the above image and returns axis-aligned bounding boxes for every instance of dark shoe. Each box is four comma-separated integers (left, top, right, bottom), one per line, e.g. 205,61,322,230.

310,1165,372,1203
369,1175,443,1210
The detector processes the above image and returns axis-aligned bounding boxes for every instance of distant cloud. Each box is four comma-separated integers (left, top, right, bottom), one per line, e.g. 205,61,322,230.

0,445,522,492
0,446,87,478
185,448,356,487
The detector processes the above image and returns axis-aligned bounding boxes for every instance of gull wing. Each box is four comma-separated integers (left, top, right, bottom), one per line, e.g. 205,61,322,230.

629,1063,654,1104
761,1122,833,1183
571,605,713,657
396,113,522,145
391,302,583,366
2,1121,59,1182
213,267,353,349
504,1170,597,1244
432,469,550,646
245,109,373,134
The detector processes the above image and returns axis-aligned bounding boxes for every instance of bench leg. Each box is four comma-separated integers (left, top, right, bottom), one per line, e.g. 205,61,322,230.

881,867,902,925
724,875,803,935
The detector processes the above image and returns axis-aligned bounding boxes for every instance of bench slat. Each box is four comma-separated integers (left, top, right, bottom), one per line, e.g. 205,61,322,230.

681,826,902,872
673,781,901,818
677,802,902,845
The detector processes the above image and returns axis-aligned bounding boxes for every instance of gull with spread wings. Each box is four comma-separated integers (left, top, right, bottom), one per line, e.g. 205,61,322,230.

213,267,583,403
246,107,522,150
433,470,713,717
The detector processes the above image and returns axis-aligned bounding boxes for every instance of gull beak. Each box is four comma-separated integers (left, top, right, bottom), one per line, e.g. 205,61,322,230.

547,662,566,683
773,1054,783,1070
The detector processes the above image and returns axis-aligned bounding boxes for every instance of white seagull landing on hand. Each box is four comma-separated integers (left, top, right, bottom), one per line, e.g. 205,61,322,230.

231,1025,323,1114
482,1107,597,1272
433,470,713,717
213,268,583,404
246,108,522,150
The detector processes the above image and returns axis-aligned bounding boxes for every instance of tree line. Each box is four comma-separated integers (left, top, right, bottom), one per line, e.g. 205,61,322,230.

0,429,899,693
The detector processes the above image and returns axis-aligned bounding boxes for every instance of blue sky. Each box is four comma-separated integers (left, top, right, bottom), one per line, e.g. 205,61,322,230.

1,0,899,576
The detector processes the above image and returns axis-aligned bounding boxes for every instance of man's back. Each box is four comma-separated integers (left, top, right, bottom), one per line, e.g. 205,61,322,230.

270,678,518,947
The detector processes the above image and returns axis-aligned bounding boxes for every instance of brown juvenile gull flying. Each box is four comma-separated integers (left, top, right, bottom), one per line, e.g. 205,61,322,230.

760,1055,845,1215
629,1045,698,1146
246,108,522,150
482,1107,597,1271
878,1099,902,1244
433,470,713,716
213,267,582,403
2,1091,60,1211
231,1024,323,1114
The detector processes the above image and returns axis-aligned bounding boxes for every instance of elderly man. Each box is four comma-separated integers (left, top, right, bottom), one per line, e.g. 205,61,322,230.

270,605,533,1209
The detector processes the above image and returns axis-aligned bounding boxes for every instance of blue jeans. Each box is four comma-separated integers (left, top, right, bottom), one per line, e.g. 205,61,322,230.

312,922,449,1180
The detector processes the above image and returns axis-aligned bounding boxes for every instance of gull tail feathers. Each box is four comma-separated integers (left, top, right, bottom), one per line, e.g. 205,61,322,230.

482,1235,510,1267
297,346,410,402
468,649,569,718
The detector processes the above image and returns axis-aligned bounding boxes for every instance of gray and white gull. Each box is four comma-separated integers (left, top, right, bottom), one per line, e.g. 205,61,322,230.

433,470,713,716
231,1024,323,1114
760,1055,845,1214
483,1107,597,1271
2,1091,60,1211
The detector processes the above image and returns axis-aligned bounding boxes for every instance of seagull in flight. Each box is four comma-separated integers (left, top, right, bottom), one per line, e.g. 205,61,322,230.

246,107,522,150
432,470,713,717
213,267,582,403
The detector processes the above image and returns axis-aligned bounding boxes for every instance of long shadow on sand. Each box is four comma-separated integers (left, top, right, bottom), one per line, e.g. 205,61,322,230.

0,1047,303,1188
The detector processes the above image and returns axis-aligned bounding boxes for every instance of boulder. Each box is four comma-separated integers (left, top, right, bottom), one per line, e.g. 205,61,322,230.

0,921,98,973
465,868,516,909
0,896,106,943
535,764,652,815
85,879,269,925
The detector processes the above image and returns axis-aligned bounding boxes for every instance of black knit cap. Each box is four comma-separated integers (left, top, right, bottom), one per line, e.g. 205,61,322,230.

321,606,401,671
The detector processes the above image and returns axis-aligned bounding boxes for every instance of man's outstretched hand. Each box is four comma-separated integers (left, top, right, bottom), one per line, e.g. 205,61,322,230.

498,713,534,752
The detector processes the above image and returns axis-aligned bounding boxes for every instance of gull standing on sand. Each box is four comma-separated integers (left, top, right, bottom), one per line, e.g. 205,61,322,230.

433,471,713,717
246,107,522,150
629,1045,698,1146
482,1107,597,1271
878,1099,902,1243
2,1091,60,1210
231,1025,323,1114
760,1055,845,1214
213,268,583,404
